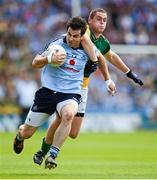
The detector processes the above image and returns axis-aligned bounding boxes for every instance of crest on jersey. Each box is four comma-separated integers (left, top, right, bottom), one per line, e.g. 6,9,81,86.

69,58,75,65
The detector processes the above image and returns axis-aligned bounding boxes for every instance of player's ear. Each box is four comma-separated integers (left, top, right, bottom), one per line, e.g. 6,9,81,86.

88,16,91,24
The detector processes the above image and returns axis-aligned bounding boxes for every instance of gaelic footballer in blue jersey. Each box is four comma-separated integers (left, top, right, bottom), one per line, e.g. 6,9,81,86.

13,16,99,169
33,8,144,169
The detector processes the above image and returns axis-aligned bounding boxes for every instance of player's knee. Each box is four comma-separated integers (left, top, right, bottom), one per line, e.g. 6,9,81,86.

62,111,74,122
69,132,78,139
19,124,25,131
20,125,34,139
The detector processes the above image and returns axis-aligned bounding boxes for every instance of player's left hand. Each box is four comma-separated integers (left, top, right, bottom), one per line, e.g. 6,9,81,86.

126,70,144,86
105,79,116,96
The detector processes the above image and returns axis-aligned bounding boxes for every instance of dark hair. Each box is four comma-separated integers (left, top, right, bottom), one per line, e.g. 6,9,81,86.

89,8,107,19
66,16,87,36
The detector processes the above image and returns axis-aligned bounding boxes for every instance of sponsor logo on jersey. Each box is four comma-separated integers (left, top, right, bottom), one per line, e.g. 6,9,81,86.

62,66,79,72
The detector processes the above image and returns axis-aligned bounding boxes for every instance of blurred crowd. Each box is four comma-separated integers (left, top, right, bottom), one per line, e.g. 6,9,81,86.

0,0,157,127
83,0,157,44
88,55,157,128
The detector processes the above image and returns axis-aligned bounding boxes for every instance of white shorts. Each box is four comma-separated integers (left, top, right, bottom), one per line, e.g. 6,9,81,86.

25,99,78,127
78,88,88,114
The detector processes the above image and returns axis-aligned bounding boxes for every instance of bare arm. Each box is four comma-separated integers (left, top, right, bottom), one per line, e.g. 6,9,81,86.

81,33,98,62
98,53,110,80
105,49,144,86
32,52,66,69
105,49,130,73
32,54,48,68
98,53,116,95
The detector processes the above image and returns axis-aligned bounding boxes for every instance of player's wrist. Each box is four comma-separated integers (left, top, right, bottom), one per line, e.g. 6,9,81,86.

125,69,130,74
105,78,112,87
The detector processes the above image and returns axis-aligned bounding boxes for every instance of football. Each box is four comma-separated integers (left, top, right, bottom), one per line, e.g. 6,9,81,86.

46,44,67,67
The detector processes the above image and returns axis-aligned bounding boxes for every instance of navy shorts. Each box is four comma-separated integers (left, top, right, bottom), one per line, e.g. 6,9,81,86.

31,87,81,115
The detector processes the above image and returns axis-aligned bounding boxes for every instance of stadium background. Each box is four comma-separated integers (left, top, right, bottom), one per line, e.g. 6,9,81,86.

1,0,157,179
0,0,157,132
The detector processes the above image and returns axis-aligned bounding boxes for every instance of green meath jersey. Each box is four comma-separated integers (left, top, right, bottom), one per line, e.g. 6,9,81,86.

87,27,110,55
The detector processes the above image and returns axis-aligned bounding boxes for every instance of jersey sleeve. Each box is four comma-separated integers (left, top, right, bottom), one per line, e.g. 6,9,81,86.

101,38,110,55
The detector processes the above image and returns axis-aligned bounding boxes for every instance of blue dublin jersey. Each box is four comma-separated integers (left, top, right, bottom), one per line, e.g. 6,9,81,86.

41,37,89,95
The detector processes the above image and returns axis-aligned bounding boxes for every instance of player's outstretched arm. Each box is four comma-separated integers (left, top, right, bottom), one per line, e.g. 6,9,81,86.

105,50,144,86
105,49,130,73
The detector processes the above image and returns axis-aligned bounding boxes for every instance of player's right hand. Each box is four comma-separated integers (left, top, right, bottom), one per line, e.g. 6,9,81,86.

105,79,116,96
51,51,66,65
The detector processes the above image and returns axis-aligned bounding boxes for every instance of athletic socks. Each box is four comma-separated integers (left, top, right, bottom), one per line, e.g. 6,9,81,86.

41,138,51,155
41,138,60,159
49,146,60,159
16,133,23,141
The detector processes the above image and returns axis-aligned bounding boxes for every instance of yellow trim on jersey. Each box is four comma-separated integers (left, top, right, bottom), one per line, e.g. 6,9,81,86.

104,50,111,59
82,77,90,88
86,26,91,36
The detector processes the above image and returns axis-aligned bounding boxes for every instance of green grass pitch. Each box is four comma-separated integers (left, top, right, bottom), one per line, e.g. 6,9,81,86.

0,131,157,179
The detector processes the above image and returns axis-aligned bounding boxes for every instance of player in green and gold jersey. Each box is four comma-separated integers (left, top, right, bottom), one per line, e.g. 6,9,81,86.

33,8,143,168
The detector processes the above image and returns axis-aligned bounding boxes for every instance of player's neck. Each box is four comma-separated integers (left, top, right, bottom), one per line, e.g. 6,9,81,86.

90,28,101,39
93,32,101,39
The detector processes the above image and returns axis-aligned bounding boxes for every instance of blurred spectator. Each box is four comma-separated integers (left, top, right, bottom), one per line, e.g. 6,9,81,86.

14,68,38,124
